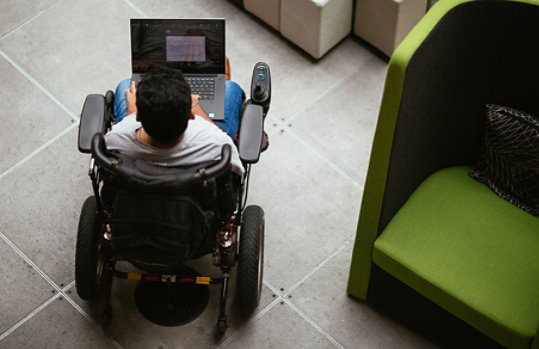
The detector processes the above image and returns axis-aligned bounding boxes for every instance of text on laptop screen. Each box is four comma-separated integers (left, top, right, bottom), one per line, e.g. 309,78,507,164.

166,36,206,62
131,19,225,75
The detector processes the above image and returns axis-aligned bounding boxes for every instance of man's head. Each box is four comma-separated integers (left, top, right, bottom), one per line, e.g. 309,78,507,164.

136,66,191,144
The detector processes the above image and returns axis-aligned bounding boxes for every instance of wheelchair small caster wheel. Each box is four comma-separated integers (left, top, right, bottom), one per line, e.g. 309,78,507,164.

217,317,228,335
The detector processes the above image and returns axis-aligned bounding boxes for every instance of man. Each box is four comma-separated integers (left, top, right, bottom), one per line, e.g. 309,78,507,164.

105,65,244,175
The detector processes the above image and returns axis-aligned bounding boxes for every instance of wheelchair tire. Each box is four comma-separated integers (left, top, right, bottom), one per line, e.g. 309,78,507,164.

75,196,104,301
237,205,264,312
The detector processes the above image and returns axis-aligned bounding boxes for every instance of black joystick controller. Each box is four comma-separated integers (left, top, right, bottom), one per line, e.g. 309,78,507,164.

253,84,266,100
250,62,271,115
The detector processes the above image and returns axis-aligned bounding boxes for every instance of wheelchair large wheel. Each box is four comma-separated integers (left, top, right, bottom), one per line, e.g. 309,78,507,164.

237,205,264,312
75,196,106,300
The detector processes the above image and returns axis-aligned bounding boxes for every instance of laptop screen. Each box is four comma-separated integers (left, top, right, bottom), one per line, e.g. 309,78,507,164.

130,18,225,75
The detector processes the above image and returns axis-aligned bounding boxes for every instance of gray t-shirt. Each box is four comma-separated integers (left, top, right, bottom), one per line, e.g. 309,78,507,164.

104,114,244,175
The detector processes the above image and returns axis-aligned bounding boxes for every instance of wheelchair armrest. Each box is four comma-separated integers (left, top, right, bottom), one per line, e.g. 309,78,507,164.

238,103,264,164
91,133,120,169
78,94,106,153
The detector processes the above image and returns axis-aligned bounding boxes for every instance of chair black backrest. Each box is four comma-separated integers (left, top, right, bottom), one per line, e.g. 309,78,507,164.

91,134,237,271
379,0,539,234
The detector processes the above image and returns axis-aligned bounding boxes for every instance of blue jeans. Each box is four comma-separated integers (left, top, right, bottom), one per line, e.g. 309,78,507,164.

114,79,245,140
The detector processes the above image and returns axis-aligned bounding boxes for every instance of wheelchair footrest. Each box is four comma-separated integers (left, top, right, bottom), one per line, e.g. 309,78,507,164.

113,270,223,285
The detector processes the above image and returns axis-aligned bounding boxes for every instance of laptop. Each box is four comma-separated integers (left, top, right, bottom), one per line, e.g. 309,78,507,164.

130,18,226,121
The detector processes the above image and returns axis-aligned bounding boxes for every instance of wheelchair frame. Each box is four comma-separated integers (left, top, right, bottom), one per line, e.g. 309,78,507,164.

75,63,271,333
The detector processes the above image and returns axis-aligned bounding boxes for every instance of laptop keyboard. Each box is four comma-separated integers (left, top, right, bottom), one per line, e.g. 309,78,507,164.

186,78,215,100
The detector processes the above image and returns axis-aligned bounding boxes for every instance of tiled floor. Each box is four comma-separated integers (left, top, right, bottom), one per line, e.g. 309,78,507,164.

0,1,439,348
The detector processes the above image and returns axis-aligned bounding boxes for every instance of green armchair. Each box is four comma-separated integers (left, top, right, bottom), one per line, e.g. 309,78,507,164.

347,0,539,348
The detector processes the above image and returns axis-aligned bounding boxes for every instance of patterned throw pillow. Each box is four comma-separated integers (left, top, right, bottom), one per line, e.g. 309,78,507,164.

469,104,539,216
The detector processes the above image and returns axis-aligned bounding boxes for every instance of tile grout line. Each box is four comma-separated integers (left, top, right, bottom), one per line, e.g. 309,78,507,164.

263,279,285,296
121,0,149,17
0,231,62,292
0,123,77,181
287,126,364,191
217,295,283,349
279,236,355,349
0,231,123,348
288,54,376,124
0,231,63,341
284,298,346,349
281,56,377,193
61,280,75,291
0,0,63,42
219,262,354,349
0,49,78,121
61,291,124,349
0,293,61,342
284,235,355,296
0,26,80,183
218,277,285,348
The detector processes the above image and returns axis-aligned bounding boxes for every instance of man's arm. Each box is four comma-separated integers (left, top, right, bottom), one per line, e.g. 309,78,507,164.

126,80,138,115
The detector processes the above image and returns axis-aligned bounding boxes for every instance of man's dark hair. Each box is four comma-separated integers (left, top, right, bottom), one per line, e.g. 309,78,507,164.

136,66,191,144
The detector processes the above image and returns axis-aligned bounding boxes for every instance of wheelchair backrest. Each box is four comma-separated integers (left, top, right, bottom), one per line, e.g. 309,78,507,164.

91,133,237,271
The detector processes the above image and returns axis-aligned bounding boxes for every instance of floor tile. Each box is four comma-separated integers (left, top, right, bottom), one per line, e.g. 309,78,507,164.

224,301,336,349
0,237,54,334
0,128,93,286
292,56,388,185
69,255,276,348
290,243,439,348
0,56,74,174
0,0,58,38
245,126,363,291
0,0,140,116
0,296,117,348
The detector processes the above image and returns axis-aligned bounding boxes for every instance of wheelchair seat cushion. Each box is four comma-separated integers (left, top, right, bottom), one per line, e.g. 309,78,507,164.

110,190,214,271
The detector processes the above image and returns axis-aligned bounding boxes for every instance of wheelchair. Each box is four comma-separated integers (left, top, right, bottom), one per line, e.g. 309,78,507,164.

74,63,271,334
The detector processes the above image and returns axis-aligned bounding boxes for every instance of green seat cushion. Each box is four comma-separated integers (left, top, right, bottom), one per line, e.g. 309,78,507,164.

373,166,539,349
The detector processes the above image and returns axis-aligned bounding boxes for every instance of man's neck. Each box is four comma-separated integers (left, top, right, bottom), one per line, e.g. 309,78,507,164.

137,128,183,149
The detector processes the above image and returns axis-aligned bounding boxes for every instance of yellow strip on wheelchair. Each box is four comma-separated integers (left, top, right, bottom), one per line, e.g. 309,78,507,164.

196,277,211,285
127,272,142,280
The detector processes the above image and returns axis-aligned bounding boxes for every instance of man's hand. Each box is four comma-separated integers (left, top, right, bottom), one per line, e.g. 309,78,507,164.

191,94,201,117
126,81,137,115
191,94,213,123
